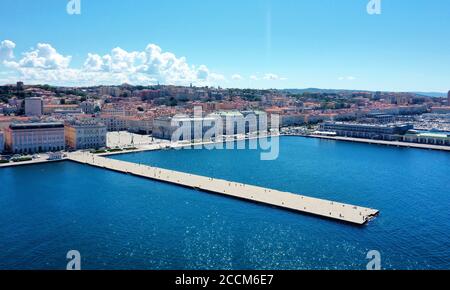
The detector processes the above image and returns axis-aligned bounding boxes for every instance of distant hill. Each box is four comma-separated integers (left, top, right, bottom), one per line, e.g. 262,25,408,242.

284,88,447,98
283,88,370,95
412,92,447,98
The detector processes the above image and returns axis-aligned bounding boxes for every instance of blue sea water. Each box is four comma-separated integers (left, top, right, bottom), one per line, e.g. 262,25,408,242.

0,137,449,270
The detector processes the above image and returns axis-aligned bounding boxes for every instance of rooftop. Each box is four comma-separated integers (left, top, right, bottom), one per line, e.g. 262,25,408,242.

406,130,450,138
10,122,64,130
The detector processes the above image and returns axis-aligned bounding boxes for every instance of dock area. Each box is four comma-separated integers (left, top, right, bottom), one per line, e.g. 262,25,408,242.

305,135,450,152
68,152,379,225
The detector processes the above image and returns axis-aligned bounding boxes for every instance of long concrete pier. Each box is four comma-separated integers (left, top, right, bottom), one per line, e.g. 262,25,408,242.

68,152,379,225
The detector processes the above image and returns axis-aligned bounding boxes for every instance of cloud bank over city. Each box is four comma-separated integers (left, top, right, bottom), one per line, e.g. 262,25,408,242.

0,40,16,61
0,40,286,88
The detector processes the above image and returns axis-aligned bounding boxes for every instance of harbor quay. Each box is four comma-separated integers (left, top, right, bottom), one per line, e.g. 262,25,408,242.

305,135,450,152
68,152,379,225
0,133,273,168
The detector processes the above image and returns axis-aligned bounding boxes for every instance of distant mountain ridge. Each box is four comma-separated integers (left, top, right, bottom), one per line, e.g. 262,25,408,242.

283,88,370,94
412,92,447,98
283,88,447,98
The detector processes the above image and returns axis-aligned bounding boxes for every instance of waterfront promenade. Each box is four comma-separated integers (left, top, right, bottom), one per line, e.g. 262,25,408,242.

0,133,273,168
305,135,450,152
0,154,66,168
68,152,379,225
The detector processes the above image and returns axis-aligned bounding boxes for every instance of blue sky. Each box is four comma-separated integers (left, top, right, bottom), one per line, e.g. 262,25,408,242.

0,0,449,92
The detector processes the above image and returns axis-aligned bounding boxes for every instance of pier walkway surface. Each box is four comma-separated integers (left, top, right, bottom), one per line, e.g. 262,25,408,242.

68,152,379,225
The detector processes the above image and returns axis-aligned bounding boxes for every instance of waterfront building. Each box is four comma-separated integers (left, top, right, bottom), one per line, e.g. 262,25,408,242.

152,116,218,141
4,122,65,154
448,91,450,105
207,111,268,135
320,122,413,141
153,111,267,141
241,110,267,133
209,111,244,135
152,117,177,140
65,120,107,150
25,97,43,117
0,131,4,154
403,130,450,146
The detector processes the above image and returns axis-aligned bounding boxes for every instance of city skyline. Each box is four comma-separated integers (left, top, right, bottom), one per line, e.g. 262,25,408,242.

1,0,450,92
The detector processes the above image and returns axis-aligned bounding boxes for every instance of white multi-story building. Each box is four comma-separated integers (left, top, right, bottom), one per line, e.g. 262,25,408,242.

4,122,65,154
98,115,129,132
210,111,244,135
152,116,218,141
65,120,107,150
211,111,267,134
25,97,43,117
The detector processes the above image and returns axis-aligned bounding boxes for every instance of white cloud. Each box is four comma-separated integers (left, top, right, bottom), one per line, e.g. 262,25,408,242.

6,43,71,69
82,44,223,85
83,53,110,72
263,73,287,81
338,76,356,81
245,73,287,82
196,65,210,80
264,73,278,80
0,40,16,61
84,48,147,74
231,74,243,80
1,41,225,86
209,72,226,82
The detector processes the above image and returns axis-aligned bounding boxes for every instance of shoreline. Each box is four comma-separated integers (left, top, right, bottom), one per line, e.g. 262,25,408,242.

0,158,65,168
0,134,278,168
2,133,449,169
294,134,450,152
